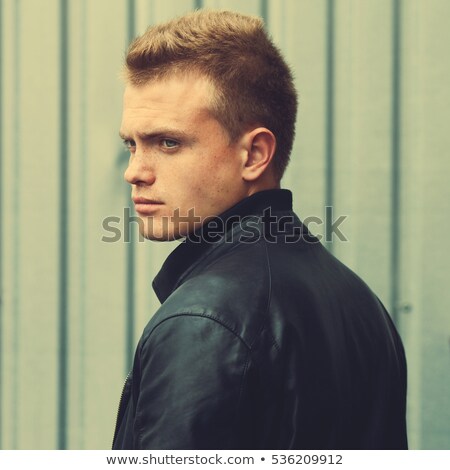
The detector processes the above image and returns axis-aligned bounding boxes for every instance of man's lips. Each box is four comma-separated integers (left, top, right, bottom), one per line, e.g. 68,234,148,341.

132,197,164,214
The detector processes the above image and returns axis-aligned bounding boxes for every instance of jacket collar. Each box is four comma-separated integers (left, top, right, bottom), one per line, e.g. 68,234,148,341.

152,189,293,303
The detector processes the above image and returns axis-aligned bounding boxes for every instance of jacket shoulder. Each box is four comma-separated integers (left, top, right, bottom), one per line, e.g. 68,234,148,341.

145,239,272,346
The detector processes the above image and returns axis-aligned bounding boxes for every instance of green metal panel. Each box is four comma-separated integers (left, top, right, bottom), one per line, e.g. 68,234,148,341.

398,0,450,449
0,0,449,450
1,0,61,449
271,0,328,242
65,0,130,449
0,0,4,450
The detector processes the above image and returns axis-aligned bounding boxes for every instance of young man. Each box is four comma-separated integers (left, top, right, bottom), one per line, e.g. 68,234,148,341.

112,10,407,450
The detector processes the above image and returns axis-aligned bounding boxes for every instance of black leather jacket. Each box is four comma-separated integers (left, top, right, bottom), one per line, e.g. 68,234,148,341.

112,189,408,449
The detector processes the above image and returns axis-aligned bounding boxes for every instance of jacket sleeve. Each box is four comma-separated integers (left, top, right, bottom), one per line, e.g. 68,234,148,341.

134,314,254,449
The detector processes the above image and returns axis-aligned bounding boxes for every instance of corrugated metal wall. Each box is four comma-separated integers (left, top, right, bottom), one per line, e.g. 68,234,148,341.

0,0,449,450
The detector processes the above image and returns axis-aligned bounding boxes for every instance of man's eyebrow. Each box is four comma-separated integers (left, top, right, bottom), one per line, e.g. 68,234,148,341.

119,128,194,142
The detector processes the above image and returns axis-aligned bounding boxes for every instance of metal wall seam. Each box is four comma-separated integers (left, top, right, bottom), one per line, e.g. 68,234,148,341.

126,0,136,374
58,0,69,450
78,0,88,450
11,0,21,450
325,0,335,253
260,0,268,24
0,0,4,450
391,0,402,325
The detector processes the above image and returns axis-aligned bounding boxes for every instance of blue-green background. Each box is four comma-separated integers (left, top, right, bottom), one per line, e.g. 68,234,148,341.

0,0,449,449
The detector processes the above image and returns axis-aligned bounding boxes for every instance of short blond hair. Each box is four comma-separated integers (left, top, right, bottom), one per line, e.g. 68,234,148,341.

125,10,297,178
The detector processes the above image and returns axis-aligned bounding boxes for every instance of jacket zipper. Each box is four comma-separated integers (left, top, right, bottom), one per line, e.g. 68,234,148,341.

112,371,131,449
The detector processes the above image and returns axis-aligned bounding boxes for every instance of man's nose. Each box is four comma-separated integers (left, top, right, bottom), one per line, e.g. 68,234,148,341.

124,154,156,186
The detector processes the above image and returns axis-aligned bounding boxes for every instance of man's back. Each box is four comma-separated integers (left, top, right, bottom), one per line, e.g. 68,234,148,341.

112,190,407,449
259,211,407,448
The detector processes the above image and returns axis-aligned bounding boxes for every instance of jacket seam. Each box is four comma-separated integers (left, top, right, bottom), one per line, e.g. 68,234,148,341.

252,237,281,353
234,347,252,442
143,311,253,351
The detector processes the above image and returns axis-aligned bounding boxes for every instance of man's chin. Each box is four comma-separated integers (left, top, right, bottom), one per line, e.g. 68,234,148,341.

140,229,184,242
138,223,187,242
137,215,204,241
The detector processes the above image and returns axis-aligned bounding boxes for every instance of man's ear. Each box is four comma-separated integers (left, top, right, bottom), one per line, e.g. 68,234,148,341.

241,127,277,182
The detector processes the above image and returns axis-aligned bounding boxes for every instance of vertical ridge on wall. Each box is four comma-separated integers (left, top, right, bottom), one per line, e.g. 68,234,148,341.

0,0,3,450
260,0,268,24
58,0,69,450
11,0,21,450
195,0,203,9
77,0,88,449
126,0,136,374
325,0,335,253
391,0,402,325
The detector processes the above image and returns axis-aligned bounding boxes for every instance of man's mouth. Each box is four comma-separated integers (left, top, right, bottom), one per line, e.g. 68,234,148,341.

132,197,164,214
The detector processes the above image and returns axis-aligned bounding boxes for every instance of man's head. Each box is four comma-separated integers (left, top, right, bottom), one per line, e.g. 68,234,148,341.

120,10,298,240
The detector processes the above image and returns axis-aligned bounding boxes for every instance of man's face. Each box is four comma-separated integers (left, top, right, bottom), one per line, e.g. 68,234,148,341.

120,74,249,240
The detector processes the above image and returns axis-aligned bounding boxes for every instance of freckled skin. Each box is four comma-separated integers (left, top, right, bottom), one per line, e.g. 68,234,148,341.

121,74,263,240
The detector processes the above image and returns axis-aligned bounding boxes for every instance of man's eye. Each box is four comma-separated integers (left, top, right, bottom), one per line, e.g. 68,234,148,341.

161,139,179,149
123,139,136,151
